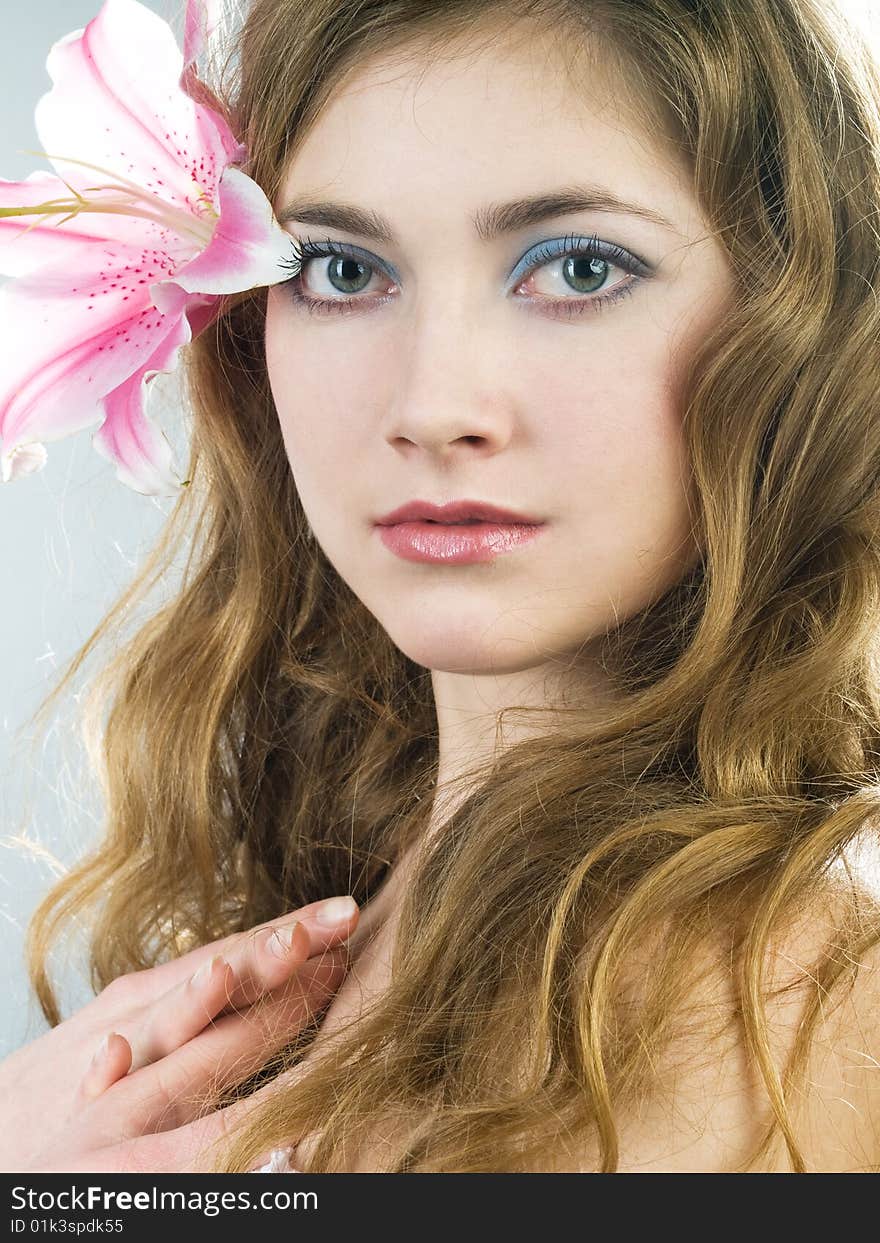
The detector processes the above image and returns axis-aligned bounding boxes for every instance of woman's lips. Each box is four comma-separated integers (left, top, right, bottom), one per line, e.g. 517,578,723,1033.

376,519,545,564
376,499,543,525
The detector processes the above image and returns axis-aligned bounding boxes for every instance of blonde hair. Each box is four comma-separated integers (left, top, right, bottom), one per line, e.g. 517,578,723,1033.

19,0,880,1171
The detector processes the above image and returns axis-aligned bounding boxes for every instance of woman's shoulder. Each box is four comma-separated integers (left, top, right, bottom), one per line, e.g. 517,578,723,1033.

780,879,880,1172
571,878,880,1172
690,877,880,1172
242,881,880,1174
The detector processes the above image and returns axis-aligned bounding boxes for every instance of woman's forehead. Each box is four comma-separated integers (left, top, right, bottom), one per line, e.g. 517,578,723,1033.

275,37,695,242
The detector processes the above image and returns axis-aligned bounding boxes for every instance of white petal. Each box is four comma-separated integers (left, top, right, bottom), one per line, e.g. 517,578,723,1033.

0,440,48,483
91,309,193,496
170,166,296,295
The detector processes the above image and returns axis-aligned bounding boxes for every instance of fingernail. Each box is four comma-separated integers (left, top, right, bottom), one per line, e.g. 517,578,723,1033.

192,954,223,988
268,924,297,958
91,1033,112,1067
315,895,358,926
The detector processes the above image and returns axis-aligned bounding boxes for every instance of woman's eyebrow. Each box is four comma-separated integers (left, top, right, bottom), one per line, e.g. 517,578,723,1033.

276,184,682,242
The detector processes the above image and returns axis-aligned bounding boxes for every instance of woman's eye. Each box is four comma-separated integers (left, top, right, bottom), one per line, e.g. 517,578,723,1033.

299,252,383,298
295,250,624,299
283,234,646,317
520,252,626,300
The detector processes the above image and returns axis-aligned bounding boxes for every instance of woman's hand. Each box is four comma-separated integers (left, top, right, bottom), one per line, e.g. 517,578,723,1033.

1,895,359,1173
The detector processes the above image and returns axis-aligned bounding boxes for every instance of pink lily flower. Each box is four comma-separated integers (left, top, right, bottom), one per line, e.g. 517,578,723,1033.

0,0,299,495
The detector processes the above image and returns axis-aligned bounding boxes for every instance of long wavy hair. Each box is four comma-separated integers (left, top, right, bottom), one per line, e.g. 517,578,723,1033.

17,0,880,1172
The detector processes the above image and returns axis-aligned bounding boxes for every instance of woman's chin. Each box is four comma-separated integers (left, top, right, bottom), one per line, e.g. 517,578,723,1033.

383,626,564,677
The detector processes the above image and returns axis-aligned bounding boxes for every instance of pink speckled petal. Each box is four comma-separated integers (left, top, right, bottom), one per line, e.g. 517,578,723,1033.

0,0,283,494
0,171,157,277
0,248,182,471
34,0,230,214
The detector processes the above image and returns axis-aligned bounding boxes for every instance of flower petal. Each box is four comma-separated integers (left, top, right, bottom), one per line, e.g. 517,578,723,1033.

183,0,223,69
183,290,221,340
0,170,160,277
0,250,181,463
1,441,48,484
180,0,246,168
170,166,297,295
146,280,221,346
91,310,194,495
35,0,230,217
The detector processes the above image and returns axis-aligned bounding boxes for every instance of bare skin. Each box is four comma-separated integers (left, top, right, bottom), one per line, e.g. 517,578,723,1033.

1,896,361,1173
284,871,880,1173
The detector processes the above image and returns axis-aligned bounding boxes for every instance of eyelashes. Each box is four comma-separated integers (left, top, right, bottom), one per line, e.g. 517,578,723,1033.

276,231,648,320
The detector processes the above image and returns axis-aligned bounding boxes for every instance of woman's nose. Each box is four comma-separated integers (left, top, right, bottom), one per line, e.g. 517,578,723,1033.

382,310,518,459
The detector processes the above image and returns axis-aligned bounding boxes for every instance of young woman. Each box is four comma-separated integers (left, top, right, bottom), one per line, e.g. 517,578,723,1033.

4,0,880,1173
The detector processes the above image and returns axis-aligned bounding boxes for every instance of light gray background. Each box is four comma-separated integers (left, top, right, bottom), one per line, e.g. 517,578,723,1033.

3,2,880,1063
0,0,187,1057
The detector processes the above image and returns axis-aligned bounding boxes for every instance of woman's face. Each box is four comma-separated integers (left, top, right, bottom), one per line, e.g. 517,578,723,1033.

265,30,732,682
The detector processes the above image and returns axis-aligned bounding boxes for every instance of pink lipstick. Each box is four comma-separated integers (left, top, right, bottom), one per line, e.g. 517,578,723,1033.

374,499,546,565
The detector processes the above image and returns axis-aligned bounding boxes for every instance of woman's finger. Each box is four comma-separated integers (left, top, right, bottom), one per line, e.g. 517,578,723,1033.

72,1032,132,1108
208,919,318,1015
119,896,359,1002
27,1054,305,1175
126,912,343,1074
123,954,234,1074
138,1043,336,1174
21,953,348,1176
84,948,350,1141
125,931,304,1075
141,950,350,1133
113,901,357,1076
